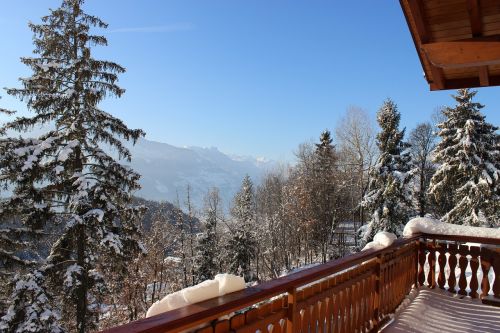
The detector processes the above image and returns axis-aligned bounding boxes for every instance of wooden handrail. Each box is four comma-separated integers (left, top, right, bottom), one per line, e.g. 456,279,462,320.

100,233,500,333
419,233,500,245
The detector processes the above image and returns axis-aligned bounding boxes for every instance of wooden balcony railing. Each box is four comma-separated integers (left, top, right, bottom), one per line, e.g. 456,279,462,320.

101,233,499,333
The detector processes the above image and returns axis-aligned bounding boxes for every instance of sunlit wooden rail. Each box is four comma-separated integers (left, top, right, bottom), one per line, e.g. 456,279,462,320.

101,233,500,333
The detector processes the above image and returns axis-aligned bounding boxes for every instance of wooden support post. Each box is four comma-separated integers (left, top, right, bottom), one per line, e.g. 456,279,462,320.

414,240,420,288
479,66,489,86
287,287,298,333
372,254,382,330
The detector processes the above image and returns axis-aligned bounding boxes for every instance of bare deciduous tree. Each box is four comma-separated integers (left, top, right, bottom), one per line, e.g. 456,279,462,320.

335,107,377,231
409,122,437,216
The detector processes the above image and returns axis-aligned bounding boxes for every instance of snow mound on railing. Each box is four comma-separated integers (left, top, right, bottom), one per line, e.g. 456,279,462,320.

215,273,246,295
362,231,397,251
403,217,500,239
146,274,245,318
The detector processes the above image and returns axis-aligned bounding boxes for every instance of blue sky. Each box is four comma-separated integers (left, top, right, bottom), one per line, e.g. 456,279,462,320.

1,1,499,161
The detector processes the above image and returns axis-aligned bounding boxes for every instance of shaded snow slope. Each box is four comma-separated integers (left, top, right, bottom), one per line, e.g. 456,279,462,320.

126,138,275,207
3,125,275,208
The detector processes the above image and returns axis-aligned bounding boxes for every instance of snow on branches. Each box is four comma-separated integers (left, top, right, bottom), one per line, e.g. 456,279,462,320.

361,99,413,242
428,89,500,227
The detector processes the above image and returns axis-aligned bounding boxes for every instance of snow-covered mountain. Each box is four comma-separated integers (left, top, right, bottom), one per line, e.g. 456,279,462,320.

126,138,274,208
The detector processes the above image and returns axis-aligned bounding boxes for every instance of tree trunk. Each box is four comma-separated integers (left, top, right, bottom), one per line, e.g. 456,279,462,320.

76,224,88,333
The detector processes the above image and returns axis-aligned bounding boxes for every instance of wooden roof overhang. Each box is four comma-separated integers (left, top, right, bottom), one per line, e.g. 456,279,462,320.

400,0,500,90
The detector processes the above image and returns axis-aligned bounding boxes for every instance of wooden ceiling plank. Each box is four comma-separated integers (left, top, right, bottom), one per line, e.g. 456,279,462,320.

407,0,430,43
466,0,483,36
421,41,500,68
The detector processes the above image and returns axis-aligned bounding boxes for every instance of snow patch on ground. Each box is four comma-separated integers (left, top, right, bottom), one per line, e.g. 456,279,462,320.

403,217,500,239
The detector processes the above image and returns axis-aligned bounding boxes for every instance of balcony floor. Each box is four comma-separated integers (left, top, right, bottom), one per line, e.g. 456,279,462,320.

383,288,500,333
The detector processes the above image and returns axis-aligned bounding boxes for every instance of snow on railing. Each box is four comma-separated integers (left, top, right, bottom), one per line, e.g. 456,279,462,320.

404,217,500,239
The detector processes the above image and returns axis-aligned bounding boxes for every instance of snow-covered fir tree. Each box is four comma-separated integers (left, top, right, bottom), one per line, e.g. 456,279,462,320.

194,188,222,283
361,99,412,242
194,206,218,282
311,130,340,262
0,222,40,315
0,1,145,332
428,89,500,226
173,191,190,288
0,108,40,315
228,175,257,281
0,269,64,333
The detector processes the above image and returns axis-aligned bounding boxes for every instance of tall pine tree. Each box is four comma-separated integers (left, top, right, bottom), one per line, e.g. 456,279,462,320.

194,207,218,282
194,188,222,282
311,130,340,262
228,175,257,281
361,99,412,242
428,89,500,226
0,1,145,332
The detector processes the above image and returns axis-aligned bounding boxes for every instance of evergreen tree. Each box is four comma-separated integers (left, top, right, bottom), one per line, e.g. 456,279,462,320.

311,130,341,262
173,191,190,287
361,99,412,242
428,89,500,226
0,223,38,315
194,188,222,282
0,108,40,314
0,269,64,333
315,130,336,172
194,207,218,282
0,1,145,331
228,175,257,281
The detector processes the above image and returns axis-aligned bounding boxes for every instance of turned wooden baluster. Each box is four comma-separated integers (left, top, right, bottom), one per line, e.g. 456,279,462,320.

427,241,437,288
457,245,469,296
480,248,492,298
437,242,446,289
447,244,458,294
469,246,480,298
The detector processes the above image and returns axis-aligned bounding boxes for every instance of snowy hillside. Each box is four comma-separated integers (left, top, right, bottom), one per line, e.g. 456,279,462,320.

126,138,275,207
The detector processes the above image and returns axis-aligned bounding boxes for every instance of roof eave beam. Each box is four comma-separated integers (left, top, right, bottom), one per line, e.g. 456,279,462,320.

421,41,500,69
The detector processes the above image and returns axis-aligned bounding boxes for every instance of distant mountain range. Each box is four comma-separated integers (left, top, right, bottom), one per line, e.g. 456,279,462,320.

7,124,275,209
126,138,276,209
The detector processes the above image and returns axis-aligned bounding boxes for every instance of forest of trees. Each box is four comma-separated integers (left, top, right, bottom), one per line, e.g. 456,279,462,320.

0,0,499,332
